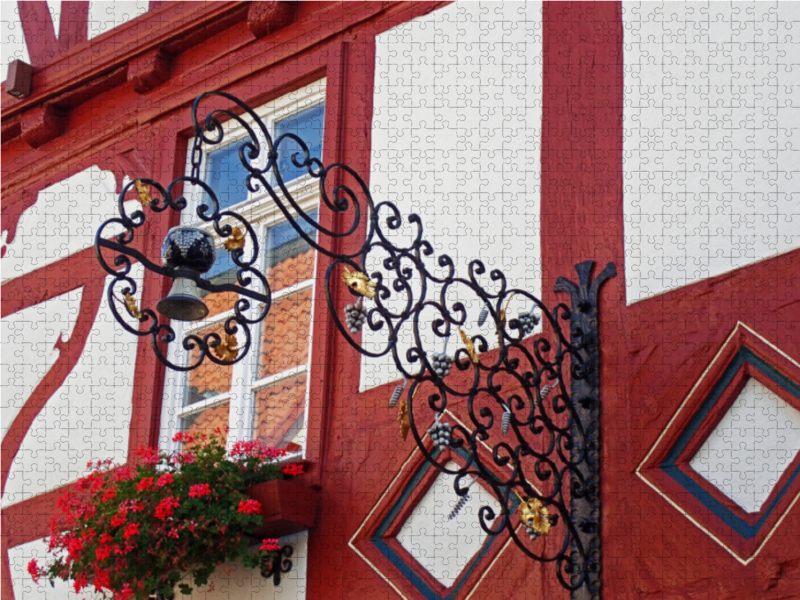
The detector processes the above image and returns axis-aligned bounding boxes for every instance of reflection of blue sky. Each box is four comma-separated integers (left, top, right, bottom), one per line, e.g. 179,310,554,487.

205,144,250,211
202,102,325,210
266,210,318,269
198,209,319,297
198,250,238,298
274,103,325,182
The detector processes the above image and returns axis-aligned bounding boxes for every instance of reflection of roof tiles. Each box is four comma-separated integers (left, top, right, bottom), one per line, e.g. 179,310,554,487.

185,250,314,398
180,250,314,441
268,250,314,292
205,290,238,318
254,376,307,446
258,287,312,379
184,401,230,439
186,322,234,401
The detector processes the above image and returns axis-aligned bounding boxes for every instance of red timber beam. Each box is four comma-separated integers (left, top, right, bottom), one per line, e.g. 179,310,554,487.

542,3,800,599
540,3,625,598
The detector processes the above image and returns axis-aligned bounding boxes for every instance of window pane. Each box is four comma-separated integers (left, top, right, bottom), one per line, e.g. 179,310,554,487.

266,210,318,291
199,250,240,317
205,143,249,211
257,288,313,380
182,400,230,440
184,322,233,405
274,103,325,182
253,375,306,449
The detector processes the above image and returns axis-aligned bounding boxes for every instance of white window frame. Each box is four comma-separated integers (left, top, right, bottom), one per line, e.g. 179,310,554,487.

160,80,326,459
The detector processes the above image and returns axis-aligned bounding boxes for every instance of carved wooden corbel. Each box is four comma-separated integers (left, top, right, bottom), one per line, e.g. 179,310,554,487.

21,104,66,149
248,1,296,40
128,48,174,94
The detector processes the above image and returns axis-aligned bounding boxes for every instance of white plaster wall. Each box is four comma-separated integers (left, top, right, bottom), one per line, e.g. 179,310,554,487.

1,288,83,441
9,538,104,600
690,378,800,513
1,166,139,283
2,266,143,507
396,461,500,587
366,1,543,391
623,2,800,304
182,532,308,600
87,1,148,40
1,2,30,75
0,1,149,76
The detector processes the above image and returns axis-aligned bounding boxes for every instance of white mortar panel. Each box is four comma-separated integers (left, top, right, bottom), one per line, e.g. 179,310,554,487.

87,1,148,40
10,532,307,600
690,378,800,513
0,2,30,75
623,2,800,304
2,267,143,506
1,166,139,283
9,538,105,600
365,2,543,391
1,288,83,441
181,532,308,600
396,461,501,588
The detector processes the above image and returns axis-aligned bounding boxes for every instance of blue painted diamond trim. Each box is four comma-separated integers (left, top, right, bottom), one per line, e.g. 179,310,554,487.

660,347,800,539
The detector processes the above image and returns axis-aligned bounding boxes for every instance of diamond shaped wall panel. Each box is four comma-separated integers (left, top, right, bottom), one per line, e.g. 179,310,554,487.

690,378,800,513
395,461,500,587
349,425,521,600
638,323,800,563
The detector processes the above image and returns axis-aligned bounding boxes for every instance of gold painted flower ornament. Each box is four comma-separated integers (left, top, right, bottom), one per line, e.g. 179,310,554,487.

341,266,376,299
123,292,142,320
518,497,553,540
213,334,240,362
223,226,246,251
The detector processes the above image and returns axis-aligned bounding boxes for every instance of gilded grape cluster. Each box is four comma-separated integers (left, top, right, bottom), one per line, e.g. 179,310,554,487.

430,352,453,378
517,307,540,335
344,301,368,333
427,420,452,450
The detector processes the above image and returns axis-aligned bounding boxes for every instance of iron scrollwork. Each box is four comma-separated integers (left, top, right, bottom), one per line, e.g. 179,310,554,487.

94,154,272,371
260,545,294,586
95,91,615,598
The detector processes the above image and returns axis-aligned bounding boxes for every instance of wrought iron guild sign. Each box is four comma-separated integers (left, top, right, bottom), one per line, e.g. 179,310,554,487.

94,91,615,599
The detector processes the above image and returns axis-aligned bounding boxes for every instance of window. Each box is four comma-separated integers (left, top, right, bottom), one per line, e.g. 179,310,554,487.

160,81,326,458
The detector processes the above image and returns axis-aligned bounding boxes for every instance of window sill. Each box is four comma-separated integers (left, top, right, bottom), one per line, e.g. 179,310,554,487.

246,477,320,538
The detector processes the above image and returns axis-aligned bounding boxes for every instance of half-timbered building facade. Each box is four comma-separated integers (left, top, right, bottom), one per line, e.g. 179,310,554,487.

2,2,799,599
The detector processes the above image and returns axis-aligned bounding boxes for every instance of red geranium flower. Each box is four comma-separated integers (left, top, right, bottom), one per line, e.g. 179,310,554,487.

136,477,155,492
27,558,39,584
237,499,262,515
154,496,180,520
96,544,112,561
260,538,280,553
282,463,305,477
122,522,140,540
110,509,128,528
189,483,211,498
156,473,174,488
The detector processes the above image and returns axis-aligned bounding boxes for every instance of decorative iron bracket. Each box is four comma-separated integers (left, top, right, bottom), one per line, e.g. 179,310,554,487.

96,91,615,597
555,261,616,600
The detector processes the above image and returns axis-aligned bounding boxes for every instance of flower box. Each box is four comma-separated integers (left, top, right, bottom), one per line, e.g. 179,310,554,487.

247,479,320,538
